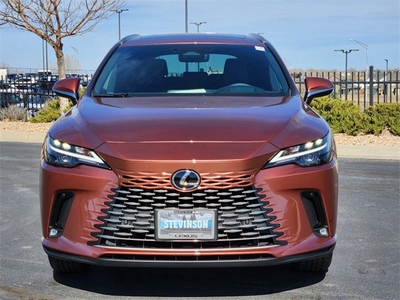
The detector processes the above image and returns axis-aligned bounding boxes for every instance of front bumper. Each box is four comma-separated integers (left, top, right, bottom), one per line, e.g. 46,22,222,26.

43,244,335,268
40,156,338,267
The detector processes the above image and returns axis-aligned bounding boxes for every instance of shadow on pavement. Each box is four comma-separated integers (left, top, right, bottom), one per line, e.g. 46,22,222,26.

54,264,326,297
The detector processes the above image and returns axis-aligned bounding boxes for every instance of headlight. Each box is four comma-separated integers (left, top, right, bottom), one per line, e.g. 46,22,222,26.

43,135,110,169
264,132,333,168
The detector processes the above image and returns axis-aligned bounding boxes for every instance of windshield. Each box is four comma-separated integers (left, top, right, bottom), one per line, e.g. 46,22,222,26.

93,44,289,96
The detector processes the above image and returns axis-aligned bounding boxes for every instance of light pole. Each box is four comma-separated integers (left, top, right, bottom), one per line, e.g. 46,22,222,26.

384,59,389,102
190,22,207,32
42,38,46,74
185,0,188,33
70,46,79,73
112,9,129,40
350,39,368,74
42,25,49,76
335,49,359,100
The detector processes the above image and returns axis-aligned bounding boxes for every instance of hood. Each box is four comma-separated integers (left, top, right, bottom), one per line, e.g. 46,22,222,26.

50,95,328,162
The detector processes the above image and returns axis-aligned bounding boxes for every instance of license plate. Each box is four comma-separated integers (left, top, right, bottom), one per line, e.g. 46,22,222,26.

155,209,217,240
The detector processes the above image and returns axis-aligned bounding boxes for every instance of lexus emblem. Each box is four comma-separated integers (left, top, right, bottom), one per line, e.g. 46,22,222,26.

171,170,201,191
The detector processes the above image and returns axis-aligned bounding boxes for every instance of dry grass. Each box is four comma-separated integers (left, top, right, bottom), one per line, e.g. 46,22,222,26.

0,106,28,121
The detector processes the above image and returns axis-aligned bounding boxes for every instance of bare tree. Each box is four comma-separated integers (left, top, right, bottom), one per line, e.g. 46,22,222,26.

65,54,81,74
0,0,125,111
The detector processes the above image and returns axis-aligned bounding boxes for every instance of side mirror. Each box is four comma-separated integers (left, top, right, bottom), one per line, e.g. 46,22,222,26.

304,77,333,105
52,77,80,105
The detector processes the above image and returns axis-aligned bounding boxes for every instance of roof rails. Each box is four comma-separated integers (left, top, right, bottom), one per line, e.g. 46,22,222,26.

120,34,141,44
249,33,267,44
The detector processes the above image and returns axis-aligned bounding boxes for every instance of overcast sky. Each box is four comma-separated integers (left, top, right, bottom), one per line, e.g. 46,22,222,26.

0,0,399,73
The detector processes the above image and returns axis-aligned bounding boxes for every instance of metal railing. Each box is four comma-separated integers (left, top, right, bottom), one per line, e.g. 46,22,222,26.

0,73,94,116
292,67,399,108
1,75,57,116
1,67,399,113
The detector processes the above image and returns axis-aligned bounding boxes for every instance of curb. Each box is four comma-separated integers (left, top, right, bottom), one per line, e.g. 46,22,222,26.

0,131,46,144
335,144,399,161
1,130,399,161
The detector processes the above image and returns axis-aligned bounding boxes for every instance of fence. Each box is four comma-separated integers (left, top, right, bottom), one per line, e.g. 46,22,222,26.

293,67,399,109
1,67,399,115
5,67,96,76
0,73,95,116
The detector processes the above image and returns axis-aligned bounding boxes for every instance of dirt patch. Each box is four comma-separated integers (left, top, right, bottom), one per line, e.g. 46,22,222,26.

0,285,56,300
1,121,52,133
333,129,400,147
1,121,399,146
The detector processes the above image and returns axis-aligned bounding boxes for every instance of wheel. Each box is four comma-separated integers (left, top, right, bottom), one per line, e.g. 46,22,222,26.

48,256,89,273
293,252,333,272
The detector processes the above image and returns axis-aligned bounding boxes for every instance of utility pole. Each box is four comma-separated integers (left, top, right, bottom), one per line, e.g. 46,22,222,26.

112,9,129,40
190,22,207,32
335,49,359,101
185,0,188,33
350,39,368,74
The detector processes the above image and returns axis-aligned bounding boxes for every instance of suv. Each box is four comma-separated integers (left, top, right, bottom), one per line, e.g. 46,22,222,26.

40,33,337,273
0,92,22,108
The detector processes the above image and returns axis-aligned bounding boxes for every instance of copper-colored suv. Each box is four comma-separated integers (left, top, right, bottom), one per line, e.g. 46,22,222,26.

40,33,337,273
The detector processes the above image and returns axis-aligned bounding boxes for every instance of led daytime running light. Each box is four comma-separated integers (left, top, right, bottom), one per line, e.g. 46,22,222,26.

49,142,104,164
270,142,327,164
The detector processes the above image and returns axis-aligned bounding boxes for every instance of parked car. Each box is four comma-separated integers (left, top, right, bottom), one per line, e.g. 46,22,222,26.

40,33,337,273
6,73,21,84
79,74,91,86
13,77,37,89
66,73,80,78
0,92,22,108
39,75,59,91
23,72,39,81
0,80,9,89
16,84,44,95
16,94,51,116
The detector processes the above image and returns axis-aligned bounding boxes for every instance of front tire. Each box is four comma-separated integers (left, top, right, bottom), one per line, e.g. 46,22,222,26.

48,256,89,273
293,252,333,272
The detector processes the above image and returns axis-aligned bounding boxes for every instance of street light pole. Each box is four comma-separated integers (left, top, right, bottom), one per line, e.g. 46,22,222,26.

70,46,79,73
185,0,188,33
335,49,359,100
350,39,368,73
112,9,129,40
190,22,207,32
384,59,389,102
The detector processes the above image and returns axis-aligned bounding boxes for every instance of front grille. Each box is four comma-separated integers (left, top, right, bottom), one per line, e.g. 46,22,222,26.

91,186,285,249
117,169,256,190
99,253,275,262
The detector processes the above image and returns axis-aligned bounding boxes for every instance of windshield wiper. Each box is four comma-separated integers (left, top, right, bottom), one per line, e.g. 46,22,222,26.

93,93,131,97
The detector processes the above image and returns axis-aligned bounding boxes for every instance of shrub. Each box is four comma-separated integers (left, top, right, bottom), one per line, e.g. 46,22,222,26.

311,97,369,136
29,99,61,123
79,87,86,97
23,93,400,138
30,98,74,123
311,97,400,136
365,103,400,135
0,105,28,121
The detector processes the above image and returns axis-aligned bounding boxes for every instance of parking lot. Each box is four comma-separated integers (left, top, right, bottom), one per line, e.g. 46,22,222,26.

0,141,399,299
0,72,91,117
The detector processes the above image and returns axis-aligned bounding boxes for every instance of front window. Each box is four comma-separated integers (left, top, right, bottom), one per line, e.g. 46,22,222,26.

93,44,289,96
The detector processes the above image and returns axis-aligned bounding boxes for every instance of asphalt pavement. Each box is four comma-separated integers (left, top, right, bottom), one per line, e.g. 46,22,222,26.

0,130,399,160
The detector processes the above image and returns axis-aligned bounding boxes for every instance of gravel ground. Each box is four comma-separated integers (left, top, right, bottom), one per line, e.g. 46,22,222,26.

1,121,399,146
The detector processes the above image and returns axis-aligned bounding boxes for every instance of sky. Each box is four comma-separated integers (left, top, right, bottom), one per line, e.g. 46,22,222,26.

0,0,399,74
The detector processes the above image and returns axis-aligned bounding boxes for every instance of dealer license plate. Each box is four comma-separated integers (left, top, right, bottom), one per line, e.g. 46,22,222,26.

155,209,217,240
